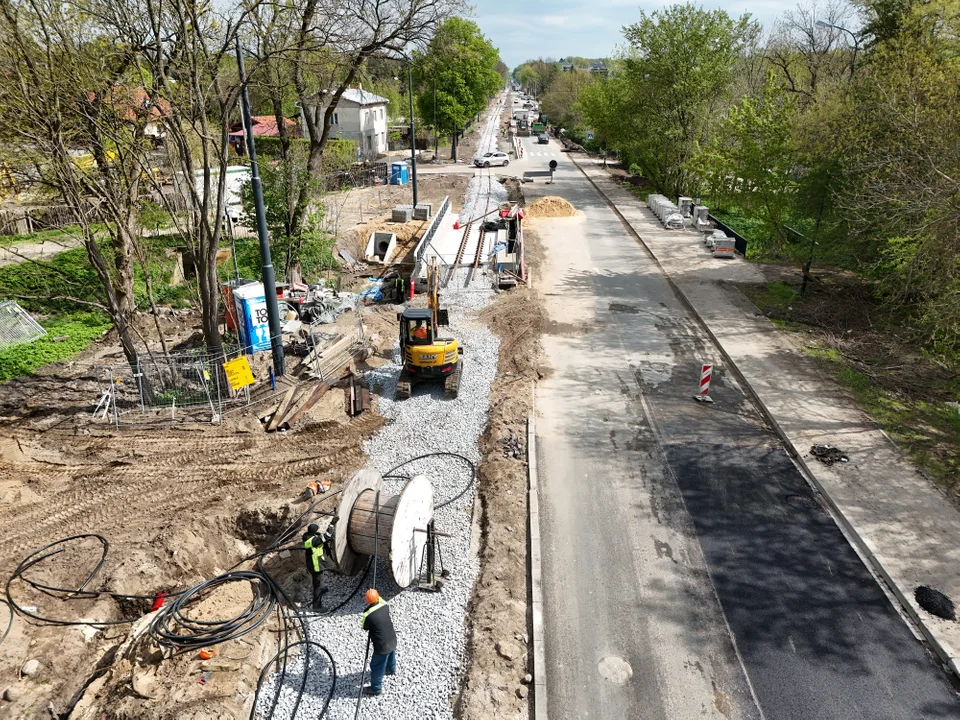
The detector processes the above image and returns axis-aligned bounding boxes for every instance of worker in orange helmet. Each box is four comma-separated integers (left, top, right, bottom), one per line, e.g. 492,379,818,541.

361,588,397,696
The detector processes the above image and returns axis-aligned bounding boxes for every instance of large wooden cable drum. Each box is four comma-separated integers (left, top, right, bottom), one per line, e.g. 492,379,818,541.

334,469,434,588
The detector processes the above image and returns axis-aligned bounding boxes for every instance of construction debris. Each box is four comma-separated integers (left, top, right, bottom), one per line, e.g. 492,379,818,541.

810,444,849,465
915,585,956,620
344,374,370,417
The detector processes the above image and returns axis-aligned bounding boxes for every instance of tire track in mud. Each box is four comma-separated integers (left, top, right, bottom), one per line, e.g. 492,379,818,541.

0,415,385,568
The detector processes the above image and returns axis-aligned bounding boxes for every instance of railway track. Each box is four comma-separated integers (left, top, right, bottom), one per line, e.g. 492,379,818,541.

444,220,473,287
468,226,486,286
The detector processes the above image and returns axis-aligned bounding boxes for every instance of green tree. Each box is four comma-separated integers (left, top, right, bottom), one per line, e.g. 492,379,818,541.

541,70,595,130
695,74,798,246
239,144,336,284
413,18,502,159
583,4,759,196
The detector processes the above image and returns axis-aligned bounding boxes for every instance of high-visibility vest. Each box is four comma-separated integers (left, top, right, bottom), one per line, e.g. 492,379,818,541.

304,536,324,572
361,599,387,627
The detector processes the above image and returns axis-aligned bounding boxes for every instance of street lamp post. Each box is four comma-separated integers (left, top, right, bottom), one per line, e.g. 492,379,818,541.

235,39,285,376
407,64,418,207
815,20,861,78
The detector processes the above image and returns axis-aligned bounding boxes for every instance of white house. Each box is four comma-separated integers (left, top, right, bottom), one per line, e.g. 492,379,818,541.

317,88,390,158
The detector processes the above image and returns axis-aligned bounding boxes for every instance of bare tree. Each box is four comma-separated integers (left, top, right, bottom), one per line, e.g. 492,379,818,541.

86,0,264,353
765,0,854,98
0,0,153,369
252,0,462,244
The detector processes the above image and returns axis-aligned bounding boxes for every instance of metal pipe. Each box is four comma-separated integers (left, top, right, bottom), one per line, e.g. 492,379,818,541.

235,38,285,376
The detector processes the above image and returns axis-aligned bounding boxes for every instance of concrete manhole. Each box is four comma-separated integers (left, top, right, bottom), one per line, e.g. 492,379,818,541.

598,655,633,685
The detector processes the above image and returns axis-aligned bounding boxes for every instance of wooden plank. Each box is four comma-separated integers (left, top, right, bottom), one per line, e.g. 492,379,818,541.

266,386,296,432
274,385,311,429
339,248,360,269
279,381,332,429
297,332,353,371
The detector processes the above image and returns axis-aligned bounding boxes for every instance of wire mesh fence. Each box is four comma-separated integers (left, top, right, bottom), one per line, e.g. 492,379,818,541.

0,301,47,351
102,345,252,425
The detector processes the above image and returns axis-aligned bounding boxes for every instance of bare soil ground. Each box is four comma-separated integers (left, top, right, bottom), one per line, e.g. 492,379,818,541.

326,174,471,280
741,263,960,498
457,226,545,719
0,304,400,718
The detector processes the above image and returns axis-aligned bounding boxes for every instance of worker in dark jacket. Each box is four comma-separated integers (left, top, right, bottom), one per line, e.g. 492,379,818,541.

361,588,397,695
303,519,336,612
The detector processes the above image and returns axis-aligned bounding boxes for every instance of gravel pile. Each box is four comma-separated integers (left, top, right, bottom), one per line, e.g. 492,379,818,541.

255,106,504,719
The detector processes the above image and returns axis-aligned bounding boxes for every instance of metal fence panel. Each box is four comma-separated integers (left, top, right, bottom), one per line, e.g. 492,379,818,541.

106,345,250,423
0,301,47,350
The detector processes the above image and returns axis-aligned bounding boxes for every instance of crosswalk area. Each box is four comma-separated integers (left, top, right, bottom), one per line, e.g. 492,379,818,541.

526,151,561,158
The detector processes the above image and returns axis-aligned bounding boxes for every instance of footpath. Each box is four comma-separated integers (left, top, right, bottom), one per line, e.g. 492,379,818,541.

570,153,960,678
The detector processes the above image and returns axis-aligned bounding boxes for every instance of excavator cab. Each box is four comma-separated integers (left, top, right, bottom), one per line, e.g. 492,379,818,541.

400,310,448,346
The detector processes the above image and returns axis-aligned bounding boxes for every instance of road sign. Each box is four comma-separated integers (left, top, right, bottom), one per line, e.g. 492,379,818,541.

549,159,558,170
223,356,255,390
587,133,594,140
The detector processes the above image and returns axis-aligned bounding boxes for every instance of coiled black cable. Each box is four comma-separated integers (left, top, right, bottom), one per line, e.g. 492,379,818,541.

383,451,477,508
5,534,189,631
149,570,276,650
0,598,12,647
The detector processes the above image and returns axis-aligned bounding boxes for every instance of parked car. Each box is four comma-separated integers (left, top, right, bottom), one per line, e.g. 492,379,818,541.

473,151,509,168
537,134,549,144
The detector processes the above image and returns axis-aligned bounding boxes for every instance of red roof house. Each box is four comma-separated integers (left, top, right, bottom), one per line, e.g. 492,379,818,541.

229,116,301,154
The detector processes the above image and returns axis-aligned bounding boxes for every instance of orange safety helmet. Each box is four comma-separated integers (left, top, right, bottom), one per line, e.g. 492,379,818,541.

365,588,380,605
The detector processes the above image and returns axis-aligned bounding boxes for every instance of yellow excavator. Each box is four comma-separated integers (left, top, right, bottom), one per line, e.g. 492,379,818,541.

396,259,463,399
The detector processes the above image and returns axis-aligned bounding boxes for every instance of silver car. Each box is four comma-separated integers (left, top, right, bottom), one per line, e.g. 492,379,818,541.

473,151,509,168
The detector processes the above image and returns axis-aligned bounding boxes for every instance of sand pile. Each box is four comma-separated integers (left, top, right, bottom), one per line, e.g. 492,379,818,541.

525,196,577,218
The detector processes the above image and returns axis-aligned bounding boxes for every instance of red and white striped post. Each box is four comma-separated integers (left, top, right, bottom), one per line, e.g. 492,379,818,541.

694,364,714,403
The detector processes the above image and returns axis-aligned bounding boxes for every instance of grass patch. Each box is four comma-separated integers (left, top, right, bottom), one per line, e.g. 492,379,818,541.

801,339,960,485
0,312,112,381
0,223,109,247
746,276,960,493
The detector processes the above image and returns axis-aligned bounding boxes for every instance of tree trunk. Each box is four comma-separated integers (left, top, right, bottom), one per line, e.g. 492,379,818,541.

83,235,140,374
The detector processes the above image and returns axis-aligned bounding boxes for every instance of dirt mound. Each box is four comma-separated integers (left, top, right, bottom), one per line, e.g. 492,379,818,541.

526,195,577,218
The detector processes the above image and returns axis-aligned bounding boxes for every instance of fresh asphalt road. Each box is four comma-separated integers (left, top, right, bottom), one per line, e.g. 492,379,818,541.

520,133,960,719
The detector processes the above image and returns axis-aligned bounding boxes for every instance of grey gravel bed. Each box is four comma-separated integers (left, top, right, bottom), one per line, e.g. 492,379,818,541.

253,112,504,719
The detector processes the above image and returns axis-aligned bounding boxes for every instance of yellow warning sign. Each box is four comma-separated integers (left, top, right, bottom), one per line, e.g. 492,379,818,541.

223,356,255,390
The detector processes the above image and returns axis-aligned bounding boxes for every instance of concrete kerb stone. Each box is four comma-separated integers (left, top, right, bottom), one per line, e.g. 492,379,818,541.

567,151,960,681
528,394,548,720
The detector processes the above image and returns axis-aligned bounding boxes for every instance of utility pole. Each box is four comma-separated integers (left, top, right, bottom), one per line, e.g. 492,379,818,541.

407,64,419,206
235,39,285,376
433,81,438,159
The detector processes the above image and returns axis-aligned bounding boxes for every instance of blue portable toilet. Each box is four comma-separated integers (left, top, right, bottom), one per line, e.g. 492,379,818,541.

232,282,272,354
390,162,408,185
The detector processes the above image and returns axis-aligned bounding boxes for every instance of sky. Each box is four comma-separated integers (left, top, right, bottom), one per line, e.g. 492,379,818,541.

474,0,801,69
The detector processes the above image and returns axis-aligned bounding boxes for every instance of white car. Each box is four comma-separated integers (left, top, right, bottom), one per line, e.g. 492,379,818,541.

474,151,509,168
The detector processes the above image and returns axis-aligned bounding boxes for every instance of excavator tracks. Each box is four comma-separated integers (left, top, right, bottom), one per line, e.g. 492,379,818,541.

396,370,413,400
444,359,463,399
